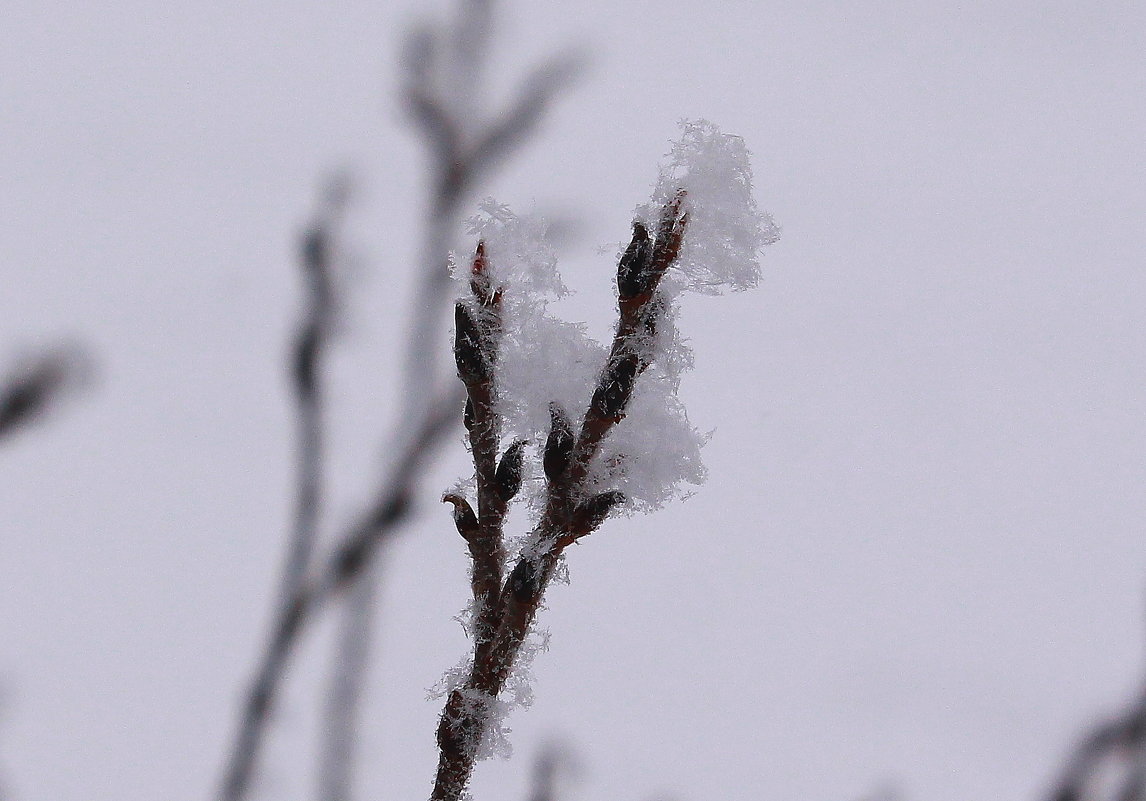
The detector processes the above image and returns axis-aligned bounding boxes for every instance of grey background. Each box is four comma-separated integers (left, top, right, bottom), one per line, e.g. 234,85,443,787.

1,1,1144,800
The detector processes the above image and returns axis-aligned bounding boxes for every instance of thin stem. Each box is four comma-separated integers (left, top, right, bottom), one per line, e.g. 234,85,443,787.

218,384,461,801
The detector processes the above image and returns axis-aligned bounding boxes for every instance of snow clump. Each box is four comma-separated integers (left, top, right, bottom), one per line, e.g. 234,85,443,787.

638,118,779,296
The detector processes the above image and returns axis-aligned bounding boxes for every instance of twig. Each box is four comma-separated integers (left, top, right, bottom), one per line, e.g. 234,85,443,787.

217,383,461,801
282,192,341,627
431,196,687,801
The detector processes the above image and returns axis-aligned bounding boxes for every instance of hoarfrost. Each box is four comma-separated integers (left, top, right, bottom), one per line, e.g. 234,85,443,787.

638,118,780,296
458,198,567,303
427,625,551,763
587,368,709,511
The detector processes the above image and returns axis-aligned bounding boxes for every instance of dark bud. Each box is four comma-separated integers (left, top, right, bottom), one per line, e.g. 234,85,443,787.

463,397,475,431
543,403,574,481
442,493,479,541
590,354,638,422
495,440,527,503
508,557,538,602
571,490,627,536
617,221,652,299
453,302,490,385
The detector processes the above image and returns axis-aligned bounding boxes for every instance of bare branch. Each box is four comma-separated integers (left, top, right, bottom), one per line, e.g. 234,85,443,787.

218,3,574,797
466,55,582,178
217,383,462,801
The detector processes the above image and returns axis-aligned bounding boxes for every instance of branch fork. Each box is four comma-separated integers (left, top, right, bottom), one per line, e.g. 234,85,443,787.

432,191,688,801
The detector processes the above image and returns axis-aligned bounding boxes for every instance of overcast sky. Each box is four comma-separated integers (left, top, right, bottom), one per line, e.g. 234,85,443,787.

2,2,1145,801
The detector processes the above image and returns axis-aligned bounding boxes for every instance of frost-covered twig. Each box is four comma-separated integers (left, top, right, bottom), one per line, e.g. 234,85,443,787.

431,121,777,801
432,198,686,801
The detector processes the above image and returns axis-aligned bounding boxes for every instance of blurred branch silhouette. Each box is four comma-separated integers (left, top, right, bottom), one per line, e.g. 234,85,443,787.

0,344,88,443
1048,687,1146,801
524,743,574,801
216,2,573,799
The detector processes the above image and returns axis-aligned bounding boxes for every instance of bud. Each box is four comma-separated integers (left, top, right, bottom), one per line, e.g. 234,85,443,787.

589,354,638,422
495,440,527,503
617,221,652,299
508,557,538,602
442,493,479,541
453,302,490,384
571,490,626,536
543,403,574,481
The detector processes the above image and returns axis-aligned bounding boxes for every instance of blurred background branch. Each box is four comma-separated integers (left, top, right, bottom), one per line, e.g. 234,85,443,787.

216,2,574,800
0,344,89,444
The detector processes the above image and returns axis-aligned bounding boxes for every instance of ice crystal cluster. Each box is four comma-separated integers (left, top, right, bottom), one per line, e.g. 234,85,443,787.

452,119,776,512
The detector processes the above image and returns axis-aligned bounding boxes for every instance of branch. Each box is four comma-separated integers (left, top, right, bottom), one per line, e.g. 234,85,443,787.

431,194,688,801
217,383,461,801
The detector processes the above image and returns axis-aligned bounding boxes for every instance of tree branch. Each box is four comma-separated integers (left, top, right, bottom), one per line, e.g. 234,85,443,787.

431,194,687,801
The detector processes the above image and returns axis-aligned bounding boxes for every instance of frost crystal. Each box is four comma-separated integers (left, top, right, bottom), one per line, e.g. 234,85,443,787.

639,119,780,295
459,198,567,302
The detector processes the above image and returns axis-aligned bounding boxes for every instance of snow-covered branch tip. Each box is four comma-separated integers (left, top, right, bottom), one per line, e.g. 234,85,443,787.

431,118,777,801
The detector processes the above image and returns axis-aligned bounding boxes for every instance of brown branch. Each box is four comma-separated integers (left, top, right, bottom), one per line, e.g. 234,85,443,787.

430,193,688,801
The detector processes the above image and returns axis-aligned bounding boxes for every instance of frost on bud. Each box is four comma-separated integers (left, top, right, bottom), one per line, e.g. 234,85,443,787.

543,403,574,481
508,557,538,602
589,354,639,423
570,490,626,538
494,440,527,503
454,302,491,385
649,189,688,280
443,493,479,541
617,221,652,299
638,119,778,295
